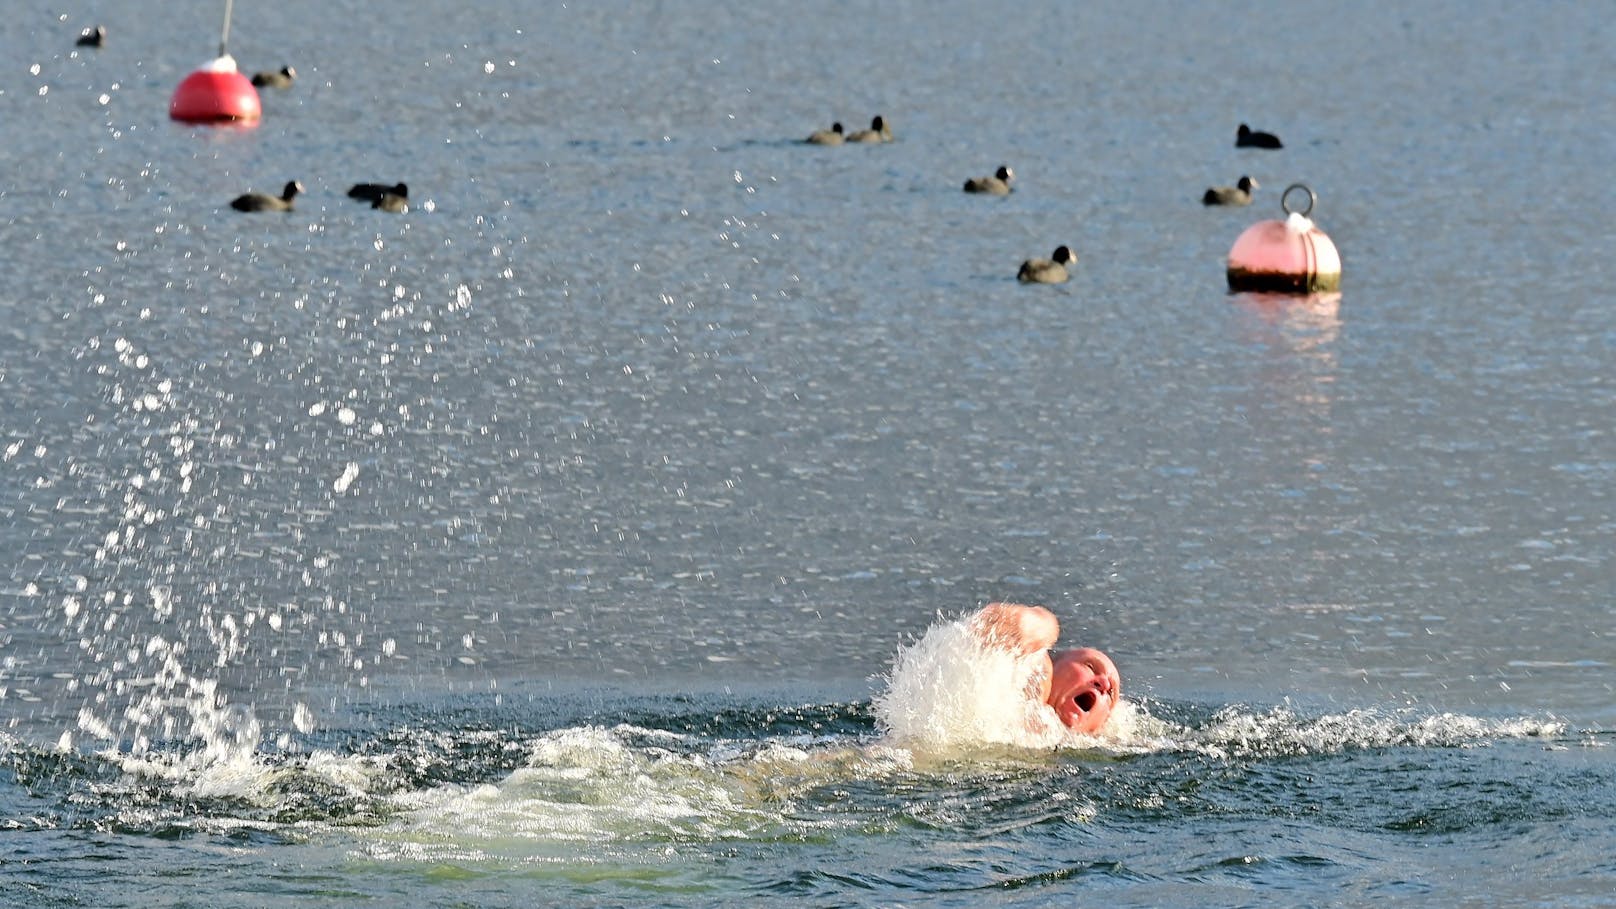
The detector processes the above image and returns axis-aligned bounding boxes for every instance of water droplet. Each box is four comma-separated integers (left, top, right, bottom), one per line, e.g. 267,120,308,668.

333,462,360,494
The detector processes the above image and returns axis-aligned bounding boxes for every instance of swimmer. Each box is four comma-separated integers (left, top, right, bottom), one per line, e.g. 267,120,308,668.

969,602,1122,735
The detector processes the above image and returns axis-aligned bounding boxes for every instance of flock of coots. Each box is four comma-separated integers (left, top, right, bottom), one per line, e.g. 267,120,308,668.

74,25,405,217
77,22,1284,262
806,115,895,146
804,113,1284,284
228,181,408,214
224,73,406,215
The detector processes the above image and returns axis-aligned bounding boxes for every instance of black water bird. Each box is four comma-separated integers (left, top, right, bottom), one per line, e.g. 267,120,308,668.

347,182,408,203
1236,123,1282,149
76,25,105,48
805,122,844,145
1017,245,1075,284
230,181,303,212
847,115,893,143
964,165,1015,195
251,66,297,89
1202,175,1259,206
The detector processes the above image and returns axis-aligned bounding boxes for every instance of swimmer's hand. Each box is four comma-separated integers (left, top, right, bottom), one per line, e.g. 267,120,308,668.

968,602,1060,655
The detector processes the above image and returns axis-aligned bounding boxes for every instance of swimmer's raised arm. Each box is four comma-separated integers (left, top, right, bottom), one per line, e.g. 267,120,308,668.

968,602,1059,707
968,602,1060,656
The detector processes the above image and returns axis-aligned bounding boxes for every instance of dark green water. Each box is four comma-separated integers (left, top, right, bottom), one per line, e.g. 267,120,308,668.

4,690,1605,908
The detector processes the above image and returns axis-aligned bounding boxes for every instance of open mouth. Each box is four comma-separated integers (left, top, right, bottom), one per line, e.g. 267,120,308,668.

1075,691,1100,713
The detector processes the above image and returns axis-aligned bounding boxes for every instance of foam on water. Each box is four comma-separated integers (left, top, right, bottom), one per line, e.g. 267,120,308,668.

1179,704,1566,759
364,724,909,865
356,705,1571,866
377,733,877,862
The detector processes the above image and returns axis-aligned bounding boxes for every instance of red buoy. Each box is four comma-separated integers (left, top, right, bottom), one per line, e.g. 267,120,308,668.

1226,184,1341,293
170,55,261,124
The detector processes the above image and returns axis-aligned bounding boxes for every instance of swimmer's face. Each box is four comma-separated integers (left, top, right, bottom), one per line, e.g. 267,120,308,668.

1047,647,1121,734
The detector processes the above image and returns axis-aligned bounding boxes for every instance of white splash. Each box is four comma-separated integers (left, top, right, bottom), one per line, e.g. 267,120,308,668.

872,613,1068,751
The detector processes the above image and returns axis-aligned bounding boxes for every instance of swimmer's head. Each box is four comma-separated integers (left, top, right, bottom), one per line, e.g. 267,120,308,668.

1047,647,1121,734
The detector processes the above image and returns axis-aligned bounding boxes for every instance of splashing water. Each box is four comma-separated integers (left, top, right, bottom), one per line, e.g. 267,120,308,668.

874,612,1097,752
21,332,343,771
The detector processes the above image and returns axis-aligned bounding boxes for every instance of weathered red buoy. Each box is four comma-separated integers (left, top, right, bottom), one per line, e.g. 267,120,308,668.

1226,184,1341,293
170,55,261,124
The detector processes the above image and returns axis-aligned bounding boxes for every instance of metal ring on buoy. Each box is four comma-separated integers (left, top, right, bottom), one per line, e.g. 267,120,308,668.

1281,183,1315,217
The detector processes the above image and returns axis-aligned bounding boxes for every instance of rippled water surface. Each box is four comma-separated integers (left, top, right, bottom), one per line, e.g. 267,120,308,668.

2,0,1614,906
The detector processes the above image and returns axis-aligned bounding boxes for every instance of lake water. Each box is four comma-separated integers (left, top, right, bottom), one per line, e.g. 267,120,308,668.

2,0,1613,905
